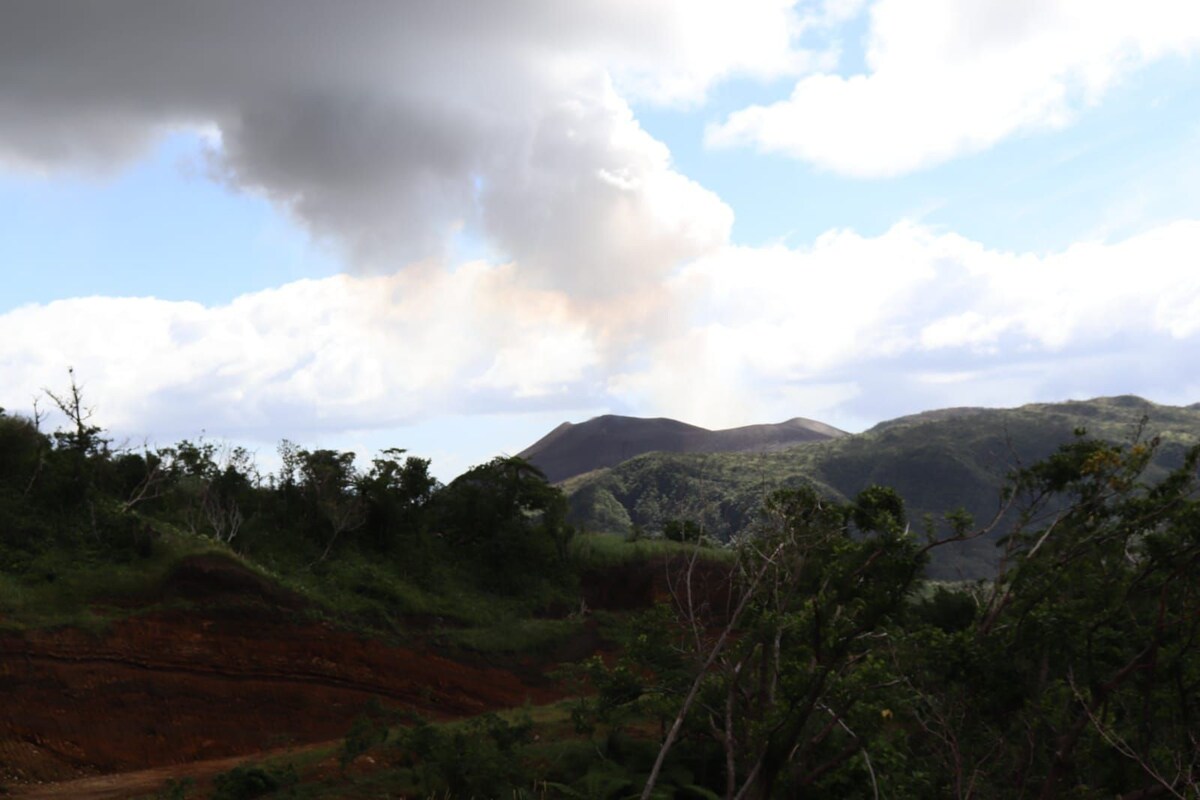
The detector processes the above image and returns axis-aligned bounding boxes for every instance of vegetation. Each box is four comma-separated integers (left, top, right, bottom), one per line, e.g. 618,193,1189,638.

564,395,1200,578
2,379,1198,798
566,430,1200,799
210,763,297,800
0,374,585,635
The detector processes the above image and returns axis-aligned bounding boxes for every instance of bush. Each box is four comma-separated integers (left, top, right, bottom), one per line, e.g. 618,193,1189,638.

398,712,534,796
339,701,391,771
209,763,295,800
911,585,977,632
156,777,193,800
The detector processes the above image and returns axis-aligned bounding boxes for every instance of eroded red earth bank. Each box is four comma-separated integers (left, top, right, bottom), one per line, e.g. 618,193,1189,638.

0,553,730,795
0,557,560,788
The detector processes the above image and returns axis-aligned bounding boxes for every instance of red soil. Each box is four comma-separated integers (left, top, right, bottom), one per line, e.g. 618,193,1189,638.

0,551,732,797
582,553,736,618
0,557,559,790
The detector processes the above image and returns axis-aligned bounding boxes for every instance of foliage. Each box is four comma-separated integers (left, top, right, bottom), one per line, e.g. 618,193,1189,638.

896,431,1200,798
568,531,733,570
0,381,583,634
155,777,194,800
578,430,1200,799
662,518,704,543
396,712,535,796
583,484,925,799
433,456,576,594
209,762,296,800
4,381,1198,799
339,701,392,772
564,396,1200,579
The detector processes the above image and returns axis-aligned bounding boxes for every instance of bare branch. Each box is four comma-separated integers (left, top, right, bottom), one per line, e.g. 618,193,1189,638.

641,538,787,800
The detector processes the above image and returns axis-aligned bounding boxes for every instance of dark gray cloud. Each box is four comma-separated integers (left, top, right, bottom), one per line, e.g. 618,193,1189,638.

0,1,810,283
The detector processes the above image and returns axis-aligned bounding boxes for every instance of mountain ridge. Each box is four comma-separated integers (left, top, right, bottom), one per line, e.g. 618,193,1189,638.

553,396,1200,579
518,413,846,483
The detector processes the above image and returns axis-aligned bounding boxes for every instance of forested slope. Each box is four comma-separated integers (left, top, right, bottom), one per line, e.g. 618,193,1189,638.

2,386,1199,798
563,396,1200,577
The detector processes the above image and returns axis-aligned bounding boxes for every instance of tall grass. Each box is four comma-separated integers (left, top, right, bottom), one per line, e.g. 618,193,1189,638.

568,531,734,569
0,526,233,632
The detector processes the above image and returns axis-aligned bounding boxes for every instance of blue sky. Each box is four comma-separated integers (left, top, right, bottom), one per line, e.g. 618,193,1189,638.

0,134,341,307
2,1,1200,480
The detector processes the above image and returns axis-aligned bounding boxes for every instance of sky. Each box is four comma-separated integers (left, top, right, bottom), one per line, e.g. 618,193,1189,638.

2,0,1200,481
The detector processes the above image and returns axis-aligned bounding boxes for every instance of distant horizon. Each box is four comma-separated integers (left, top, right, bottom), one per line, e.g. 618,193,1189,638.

531,390,1198,431
7,387,1193,486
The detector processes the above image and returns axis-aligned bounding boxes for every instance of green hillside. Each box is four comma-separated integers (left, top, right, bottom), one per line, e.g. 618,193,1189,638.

563,396,1200,578
3,391,1200,798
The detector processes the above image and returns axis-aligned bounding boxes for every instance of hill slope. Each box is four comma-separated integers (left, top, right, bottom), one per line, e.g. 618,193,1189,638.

519,414,845,482
562,396,1200,579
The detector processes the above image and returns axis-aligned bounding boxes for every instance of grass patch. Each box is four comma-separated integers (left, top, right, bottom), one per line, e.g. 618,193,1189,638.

270,549,576,635
0,526,234,632
568,531,734,569
0,528,587,645
438,616,584,655
128,702,622,800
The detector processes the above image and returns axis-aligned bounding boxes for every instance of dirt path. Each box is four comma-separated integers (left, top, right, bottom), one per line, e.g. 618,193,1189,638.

7,741,332,800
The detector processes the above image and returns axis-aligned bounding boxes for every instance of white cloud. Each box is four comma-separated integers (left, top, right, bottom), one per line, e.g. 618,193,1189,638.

608,219,1200,428
919,312,1008,351
596,0,819,106
2,220,1198,450
1,1,1197,460
946,220,1200,348
708,0,1200,176
478,74,732,297
0,267,600,442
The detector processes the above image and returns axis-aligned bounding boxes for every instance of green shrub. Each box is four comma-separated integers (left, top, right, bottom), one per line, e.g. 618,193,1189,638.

209,763,295,800
398,712,534,797
339,701,391,772
911,585,977,632
156,777,193,800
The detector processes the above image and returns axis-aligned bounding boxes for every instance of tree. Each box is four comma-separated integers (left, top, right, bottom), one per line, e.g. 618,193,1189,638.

159,439,255,545
297,448,365,562
43,368,107,458
624,429,1200,799
0,409,54,546
638,485,925,799
435,456,574,592
42,368,110,518
358,448,438,553
947,432,1200,798
0,409,49,499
